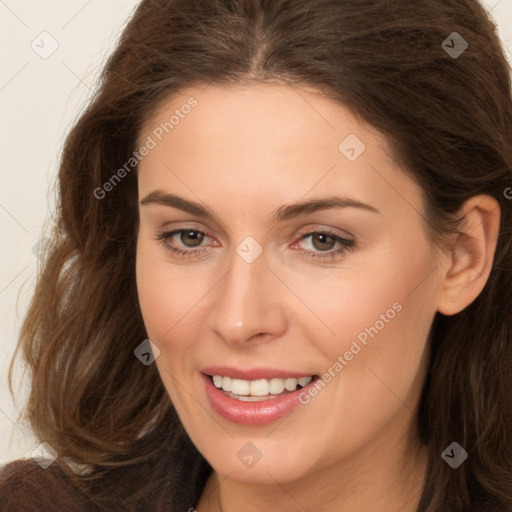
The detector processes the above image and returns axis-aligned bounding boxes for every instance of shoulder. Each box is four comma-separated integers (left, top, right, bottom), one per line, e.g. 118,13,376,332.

0,427,212,512
0,458,93,511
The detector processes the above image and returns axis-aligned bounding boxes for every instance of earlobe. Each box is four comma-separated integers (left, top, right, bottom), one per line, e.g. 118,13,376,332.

437,195,501,316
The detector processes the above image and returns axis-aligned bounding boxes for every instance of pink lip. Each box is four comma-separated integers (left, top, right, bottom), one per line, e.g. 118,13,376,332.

200,371,319,426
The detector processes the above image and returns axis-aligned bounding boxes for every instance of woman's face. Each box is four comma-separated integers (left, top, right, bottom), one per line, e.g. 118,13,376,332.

136,83,443,484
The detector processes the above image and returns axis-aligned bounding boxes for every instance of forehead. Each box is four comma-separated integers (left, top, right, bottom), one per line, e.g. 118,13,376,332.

140,82,384,152
136,83,424,220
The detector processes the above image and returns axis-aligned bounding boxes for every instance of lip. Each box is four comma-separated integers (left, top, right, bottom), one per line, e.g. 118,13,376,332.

201,370,319,426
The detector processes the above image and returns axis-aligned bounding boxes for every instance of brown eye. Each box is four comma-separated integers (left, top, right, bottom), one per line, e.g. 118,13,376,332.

179,230,205,248
155,229,212,259
295,231,356,262
310,233,337,251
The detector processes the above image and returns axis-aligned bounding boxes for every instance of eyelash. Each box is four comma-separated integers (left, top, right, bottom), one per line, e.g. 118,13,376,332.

155,228,356,262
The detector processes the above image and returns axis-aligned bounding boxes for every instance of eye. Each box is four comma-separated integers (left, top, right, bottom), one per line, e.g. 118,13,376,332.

156,229,212,259
294,231,356,261
155,228,356,262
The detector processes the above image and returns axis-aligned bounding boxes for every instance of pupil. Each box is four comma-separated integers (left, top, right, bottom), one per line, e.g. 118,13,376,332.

183,230,203,247
314,233,333,251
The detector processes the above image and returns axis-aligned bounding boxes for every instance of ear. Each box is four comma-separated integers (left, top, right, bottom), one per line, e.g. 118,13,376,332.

437,194,501,316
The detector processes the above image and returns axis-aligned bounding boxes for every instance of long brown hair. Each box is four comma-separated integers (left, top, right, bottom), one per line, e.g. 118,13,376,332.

9,0,512,510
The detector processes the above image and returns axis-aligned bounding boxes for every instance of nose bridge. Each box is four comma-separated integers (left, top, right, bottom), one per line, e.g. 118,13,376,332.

209,241,284,345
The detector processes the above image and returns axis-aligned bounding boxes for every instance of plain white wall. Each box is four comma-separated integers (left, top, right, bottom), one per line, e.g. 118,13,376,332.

0,0,511,465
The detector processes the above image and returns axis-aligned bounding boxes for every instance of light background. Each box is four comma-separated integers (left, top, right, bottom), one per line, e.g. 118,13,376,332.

0,0,511,465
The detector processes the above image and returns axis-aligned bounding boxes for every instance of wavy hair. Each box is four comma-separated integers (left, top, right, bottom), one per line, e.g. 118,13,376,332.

8,0,512,510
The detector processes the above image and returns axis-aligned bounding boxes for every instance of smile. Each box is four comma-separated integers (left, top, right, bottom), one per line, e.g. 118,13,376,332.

211,375,313,401
201,368,320,425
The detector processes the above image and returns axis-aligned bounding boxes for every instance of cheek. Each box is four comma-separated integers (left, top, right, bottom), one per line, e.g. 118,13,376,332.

314,243,436,422
301,243,434,357
136,234,204,342
136,241,167,339
135,238,200,408
309,234,436,386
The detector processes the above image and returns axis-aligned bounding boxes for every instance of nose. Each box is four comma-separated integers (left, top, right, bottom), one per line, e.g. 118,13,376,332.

208,245,287,347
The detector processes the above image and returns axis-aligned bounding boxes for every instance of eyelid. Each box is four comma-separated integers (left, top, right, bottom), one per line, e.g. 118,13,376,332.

293,223,354,241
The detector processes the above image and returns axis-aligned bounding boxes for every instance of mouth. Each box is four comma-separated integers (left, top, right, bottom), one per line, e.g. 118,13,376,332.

209,374,316,401
200,368,321,425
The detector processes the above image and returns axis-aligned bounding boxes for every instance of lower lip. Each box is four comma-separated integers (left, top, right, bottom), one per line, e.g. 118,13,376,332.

201,373,317,426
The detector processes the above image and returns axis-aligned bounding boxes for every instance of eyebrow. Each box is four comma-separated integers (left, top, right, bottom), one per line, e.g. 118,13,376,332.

139,190,381,222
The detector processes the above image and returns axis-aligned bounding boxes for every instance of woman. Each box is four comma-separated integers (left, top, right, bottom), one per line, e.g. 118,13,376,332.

1,0,511,510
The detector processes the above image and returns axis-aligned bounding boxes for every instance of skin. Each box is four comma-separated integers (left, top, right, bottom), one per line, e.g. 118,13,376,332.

135,82,500,511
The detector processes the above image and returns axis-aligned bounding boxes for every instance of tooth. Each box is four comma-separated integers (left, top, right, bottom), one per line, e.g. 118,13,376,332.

298,376,312,387
215,375,313,395
222,376,232,392
231,378,250,395
250,379,270,396
269,378,285,394
284,378,298,391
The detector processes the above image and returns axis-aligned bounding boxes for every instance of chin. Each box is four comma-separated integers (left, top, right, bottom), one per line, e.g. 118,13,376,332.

199,436,318,484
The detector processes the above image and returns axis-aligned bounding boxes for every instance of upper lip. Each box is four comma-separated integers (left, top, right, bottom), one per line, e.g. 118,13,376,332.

201,366,316,381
